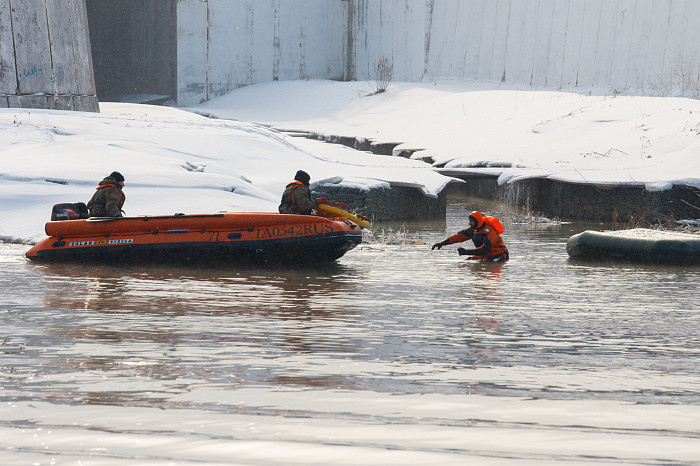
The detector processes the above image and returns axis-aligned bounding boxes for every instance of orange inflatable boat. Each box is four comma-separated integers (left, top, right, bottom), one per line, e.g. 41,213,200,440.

26,210,364,264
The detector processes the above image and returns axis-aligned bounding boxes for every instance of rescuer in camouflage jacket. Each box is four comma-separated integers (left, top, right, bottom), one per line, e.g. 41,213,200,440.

278,170,319,215
87,171,126,217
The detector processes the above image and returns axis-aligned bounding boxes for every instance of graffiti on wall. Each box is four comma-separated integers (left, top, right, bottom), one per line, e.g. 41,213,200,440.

23,66,43,78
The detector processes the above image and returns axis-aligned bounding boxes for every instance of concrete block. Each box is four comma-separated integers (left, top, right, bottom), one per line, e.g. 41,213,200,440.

73,95,100,112
47,95,74,111
8,94,48,109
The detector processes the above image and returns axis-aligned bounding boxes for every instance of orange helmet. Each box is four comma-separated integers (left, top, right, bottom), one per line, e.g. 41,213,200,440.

469,211,484,228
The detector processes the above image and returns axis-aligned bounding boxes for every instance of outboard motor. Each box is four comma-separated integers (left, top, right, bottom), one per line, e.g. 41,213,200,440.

51,202,89,221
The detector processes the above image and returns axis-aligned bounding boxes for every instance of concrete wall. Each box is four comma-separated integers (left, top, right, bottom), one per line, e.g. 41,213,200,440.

444,172,700,223
313,184,447,221
420,0,700,95
86,0,176,101
0,0,98,112
353,0,700,95
177,0,700,106
178,0,349,106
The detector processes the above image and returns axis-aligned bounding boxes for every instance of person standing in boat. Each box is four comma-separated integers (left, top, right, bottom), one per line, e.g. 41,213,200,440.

279,170,319,215
432,211,509,262
87,171,126,217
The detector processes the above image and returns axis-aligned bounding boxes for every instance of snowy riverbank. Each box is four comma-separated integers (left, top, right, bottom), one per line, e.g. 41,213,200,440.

2,80,700,243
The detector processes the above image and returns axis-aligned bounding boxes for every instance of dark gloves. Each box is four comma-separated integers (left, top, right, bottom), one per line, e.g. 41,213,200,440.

432,239,449,250
458,247,475,256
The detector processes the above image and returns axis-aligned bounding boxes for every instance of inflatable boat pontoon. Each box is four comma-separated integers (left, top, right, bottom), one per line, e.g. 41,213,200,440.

26,211,364,264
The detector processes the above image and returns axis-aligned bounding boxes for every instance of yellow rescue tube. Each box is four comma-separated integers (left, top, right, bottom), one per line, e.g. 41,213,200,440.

317,203,371,229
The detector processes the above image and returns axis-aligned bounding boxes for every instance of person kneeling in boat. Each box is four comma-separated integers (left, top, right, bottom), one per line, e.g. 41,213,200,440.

87,171,126,217
278,170,319,215
432,211,509,262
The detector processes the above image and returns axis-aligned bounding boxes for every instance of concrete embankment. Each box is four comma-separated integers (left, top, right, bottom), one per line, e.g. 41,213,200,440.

442,172,700,224
285,131,445,222
313,184,447,222
300,131,700,223
0,0,98,112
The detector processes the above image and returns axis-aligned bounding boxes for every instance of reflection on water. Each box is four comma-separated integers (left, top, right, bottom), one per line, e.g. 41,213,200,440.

1,196,699,464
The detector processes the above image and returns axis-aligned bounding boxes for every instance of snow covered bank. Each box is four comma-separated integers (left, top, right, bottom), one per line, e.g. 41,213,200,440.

0,102,449,244
189,80,700,222
191,80,700,193
4,80,700,244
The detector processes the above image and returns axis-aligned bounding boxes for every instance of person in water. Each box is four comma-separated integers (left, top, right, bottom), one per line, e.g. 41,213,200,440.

87,171,126,217
278,170,319,215
432,210,509,262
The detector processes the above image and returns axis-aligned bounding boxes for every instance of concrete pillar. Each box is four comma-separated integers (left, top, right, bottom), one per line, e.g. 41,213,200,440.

0,0,98,112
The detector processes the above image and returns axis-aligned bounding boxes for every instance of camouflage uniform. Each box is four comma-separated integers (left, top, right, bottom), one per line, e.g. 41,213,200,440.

278,181,317,215
87,176,125,217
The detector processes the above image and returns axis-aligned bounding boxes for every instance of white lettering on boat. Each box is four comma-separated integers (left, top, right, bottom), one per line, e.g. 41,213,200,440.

108,239,134,245
69,241,94,247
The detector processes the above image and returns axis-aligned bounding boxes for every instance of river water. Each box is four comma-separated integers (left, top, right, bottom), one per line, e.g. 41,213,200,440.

1,196,699,465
